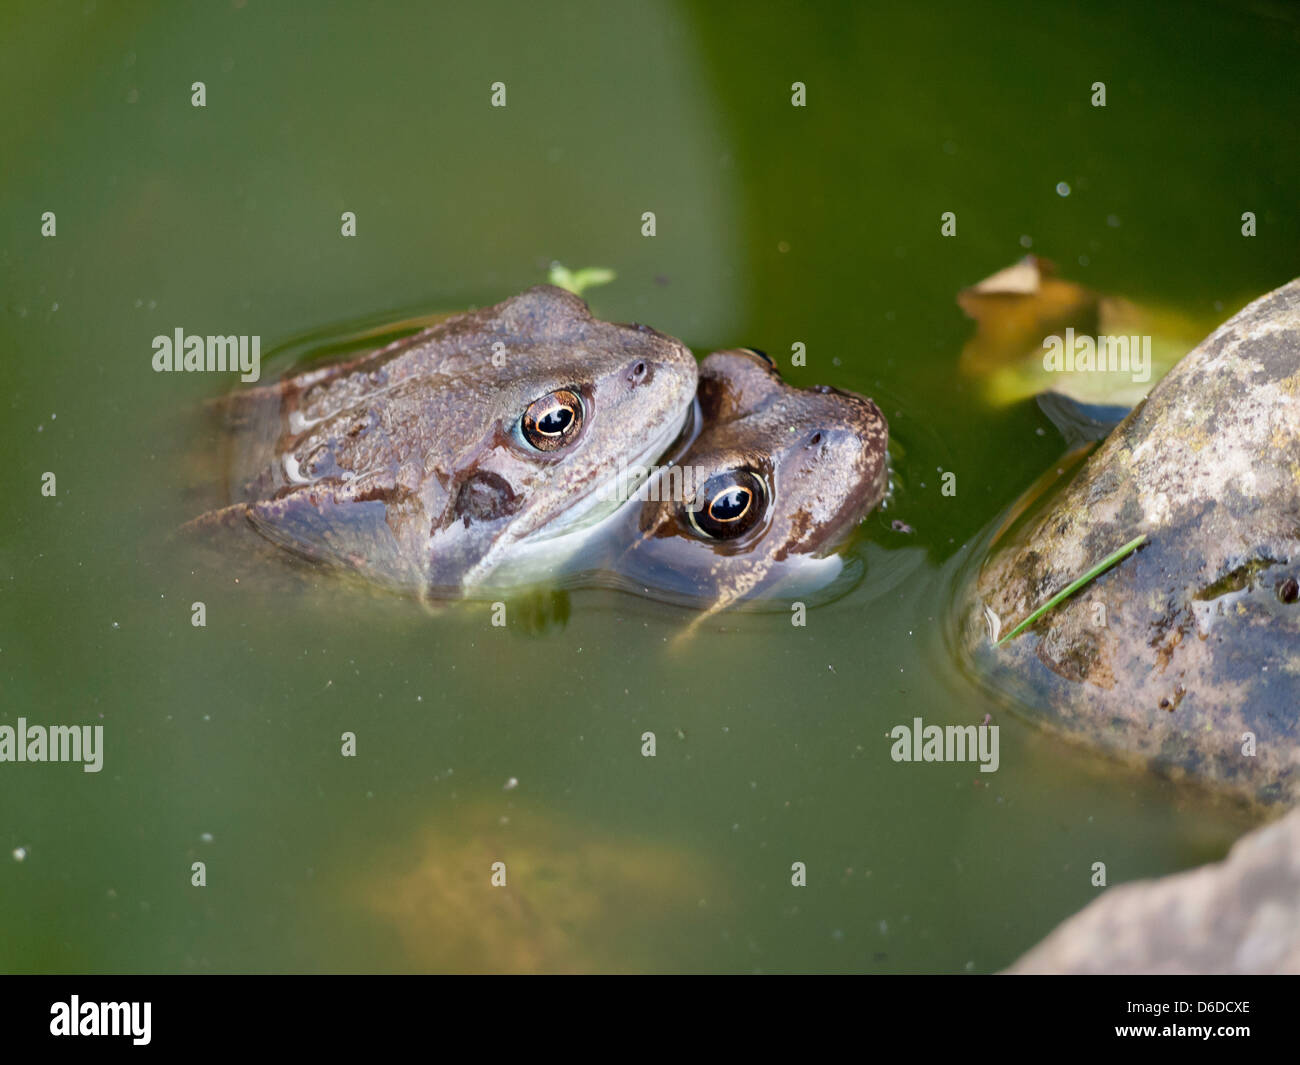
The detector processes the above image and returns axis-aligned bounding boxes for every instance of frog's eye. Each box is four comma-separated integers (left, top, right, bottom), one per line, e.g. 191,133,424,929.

521,389,584,452
686,470,767,540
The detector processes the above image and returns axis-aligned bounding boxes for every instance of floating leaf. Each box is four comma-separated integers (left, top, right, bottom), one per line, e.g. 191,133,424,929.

957,257,1230,412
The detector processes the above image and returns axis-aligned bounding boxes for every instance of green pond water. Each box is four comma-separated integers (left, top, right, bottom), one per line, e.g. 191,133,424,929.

2,0,1297,972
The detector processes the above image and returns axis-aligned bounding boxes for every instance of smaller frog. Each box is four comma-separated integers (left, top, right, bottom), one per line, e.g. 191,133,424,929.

185,286,698,597
608,348,890,616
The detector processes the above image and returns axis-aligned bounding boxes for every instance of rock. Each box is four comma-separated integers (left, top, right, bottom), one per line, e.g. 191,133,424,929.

962,278,1300,808
1008,807,1300,973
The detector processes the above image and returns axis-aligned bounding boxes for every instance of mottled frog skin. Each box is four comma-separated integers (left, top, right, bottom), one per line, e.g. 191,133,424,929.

188,286,698,596
609,348,889,613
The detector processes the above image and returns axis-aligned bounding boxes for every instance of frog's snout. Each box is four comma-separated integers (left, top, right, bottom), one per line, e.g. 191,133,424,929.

643,342,699,409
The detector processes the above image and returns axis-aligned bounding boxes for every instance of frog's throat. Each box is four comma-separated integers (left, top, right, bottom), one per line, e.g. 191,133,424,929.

459,401,694,590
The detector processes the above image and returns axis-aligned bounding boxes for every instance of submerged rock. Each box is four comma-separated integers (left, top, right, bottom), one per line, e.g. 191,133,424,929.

340,802,723,974
962,278,1300,808
1008,806,1300,974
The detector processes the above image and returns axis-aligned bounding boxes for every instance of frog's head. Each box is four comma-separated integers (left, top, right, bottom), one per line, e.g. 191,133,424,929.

222,285,697,596
429,286,699,590
616,348,888,609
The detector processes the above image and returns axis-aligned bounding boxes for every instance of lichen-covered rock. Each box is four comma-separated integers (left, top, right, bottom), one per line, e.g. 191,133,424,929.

962,278,1300,808
1007,806,1300,973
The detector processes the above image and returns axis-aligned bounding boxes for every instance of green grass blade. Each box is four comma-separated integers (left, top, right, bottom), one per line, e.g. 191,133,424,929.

995,533,1147,646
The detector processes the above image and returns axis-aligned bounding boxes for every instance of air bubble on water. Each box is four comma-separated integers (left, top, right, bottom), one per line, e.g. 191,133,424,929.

111,621,120,630
200,833,213,844
1019,234,1033,248
1078,254,1090,267
503,777,518,791
1055,181,1071,196
13,847,27,862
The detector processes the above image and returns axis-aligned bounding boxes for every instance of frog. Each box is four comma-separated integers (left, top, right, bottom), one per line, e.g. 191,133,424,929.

184,285,699,597
603,347,890,617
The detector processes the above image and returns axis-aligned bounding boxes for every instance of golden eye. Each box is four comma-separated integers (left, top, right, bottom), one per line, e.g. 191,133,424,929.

521,389,584,452
709,485,752,523
687,470,767,540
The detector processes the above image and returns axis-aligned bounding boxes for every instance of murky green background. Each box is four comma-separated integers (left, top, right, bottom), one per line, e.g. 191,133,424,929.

2,0,1296,972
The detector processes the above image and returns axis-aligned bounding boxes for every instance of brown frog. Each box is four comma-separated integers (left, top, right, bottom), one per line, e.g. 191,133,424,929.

186,286,698,597
606,348,890,615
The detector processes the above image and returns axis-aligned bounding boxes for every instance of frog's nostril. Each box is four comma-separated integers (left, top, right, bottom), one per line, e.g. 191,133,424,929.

628,360,652,386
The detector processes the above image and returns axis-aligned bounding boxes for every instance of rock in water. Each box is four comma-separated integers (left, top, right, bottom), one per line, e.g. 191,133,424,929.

962,278,1300,808
1008,806,1300,974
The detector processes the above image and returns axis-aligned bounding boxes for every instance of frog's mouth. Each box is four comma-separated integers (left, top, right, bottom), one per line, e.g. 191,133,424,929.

465,399,698,590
